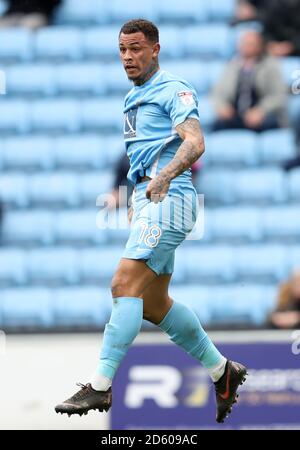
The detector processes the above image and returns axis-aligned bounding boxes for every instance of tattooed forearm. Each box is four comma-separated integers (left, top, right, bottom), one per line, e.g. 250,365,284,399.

158,118,205,183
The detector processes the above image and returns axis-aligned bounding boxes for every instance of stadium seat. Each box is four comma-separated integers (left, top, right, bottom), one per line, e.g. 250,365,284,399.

27,248,79,284
52,287,111,328
206,60,225,90
260,129,297,164
234,245,289,282
211,284,277,326
55,210,107,244
79,247,124,282
185,246,235,282
30,100,81,133
0,174,29,207
79,171,114,204
289,246,300,269
109,0,158,23
198,96,216,129
2,211,54,245
29,173,79,206
56,64,105,95
55,0,109,25
209,131,259,166
7,64,56,96
208,0,235,21
157,0,208,23
54,135,106,170
104,64,132,94
288,168,300,201
83,27,121,59
196,169,235,204
3,136,54,170
288,95,300,124
157,26,184,59
107,208,131,243
262,207,300,241
2,289,54,328
105,136,125,165
0,100,30,133
0,28,33,61
0,249,26,285
34,27,82,61
233,169,287,204
211,208,262,242
169,285,212,325
81,98,123,131
163,61,209,94
184,25,234,58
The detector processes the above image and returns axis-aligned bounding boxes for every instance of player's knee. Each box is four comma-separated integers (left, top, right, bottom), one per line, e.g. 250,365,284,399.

111,275,139,298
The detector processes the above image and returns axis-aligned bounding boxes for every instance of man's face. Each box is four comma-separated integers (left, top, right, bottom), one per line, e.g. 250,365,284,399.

119,32,160,82
239,31,263,59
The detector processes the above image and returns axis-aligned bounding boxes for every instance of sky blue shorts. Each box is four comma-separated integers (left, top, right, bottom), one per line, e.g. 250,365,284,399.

123,178,198,276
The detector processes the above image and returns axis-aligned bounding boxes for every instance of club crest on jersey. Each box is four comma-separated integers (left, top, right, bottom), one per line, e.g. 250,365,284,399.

177,91,195,106
124,107,138,138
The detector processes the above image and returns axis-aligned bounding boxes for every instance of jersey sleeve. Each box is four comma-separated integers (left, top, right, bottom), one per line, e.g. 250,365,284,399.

162,81,200,128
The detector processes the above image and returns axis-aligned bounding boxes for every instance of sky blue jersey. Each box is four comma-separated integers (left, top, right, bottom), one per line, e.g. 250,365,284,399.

123,69,200,186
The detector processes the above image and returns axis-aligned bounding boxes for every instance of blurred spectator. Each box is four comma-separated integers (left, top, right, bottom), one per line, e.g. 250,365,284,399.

0,0,62,30
212,30,287,132
283,108,300,171
269,270,300,329
232,0,300,57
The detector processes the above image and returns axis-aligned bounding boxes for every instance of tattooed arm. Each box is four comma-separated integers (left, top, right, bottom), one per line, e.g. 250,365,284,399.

146,118,205,203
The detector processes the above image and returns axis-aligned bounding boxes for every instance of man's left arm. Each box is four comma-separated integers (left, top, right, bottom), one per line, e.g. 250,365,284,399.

146,118,205,203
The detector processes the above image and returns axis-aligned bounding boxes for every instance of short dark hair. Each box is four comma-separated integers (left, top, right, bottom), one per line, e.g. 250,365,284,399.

119,19,159,44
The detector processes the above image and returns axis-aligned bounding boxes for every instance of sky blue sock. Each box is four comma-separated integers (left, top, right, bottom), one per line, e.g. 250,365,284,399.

97,297,143,379
159,301,224,369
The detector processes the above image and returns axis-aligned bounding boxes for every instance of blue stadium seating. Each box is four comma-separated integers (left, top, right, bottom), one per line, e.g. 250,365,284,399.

208,0,235,21
157,0,208,23
29,173,79,206
107,208,131,243
198,96,216,129
196,169,235,204
7,64,56,96
54,135,106,169
169,286,212,325
2,289,54,328
81,98,123,131
27,248,79,284
163,61,209,94
79,247,124,282
83,27,121,59
55,210,107,244
184,25,234,58
260,129,297,164
0,100,30,133
30,100,81,132
0,174,29,207
52,287,110,327
280,57,300,87
288,169,300,201
79,171,114,204
56,64,105,95
234,169,287,204
3,136,54,170
288,95,300,124
185,246,235,282
209,131,259,166
206,60,225,89
211,208,262,242
34,27,82,61
0,250,26,285
104,64,132,94
289,247,300,269
211,284,276,326
234,246,289,282
3,211,54,245
55,0,109,25
262,207,300,241
109,0,158,23
0,29,32,61
158,26,184,59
